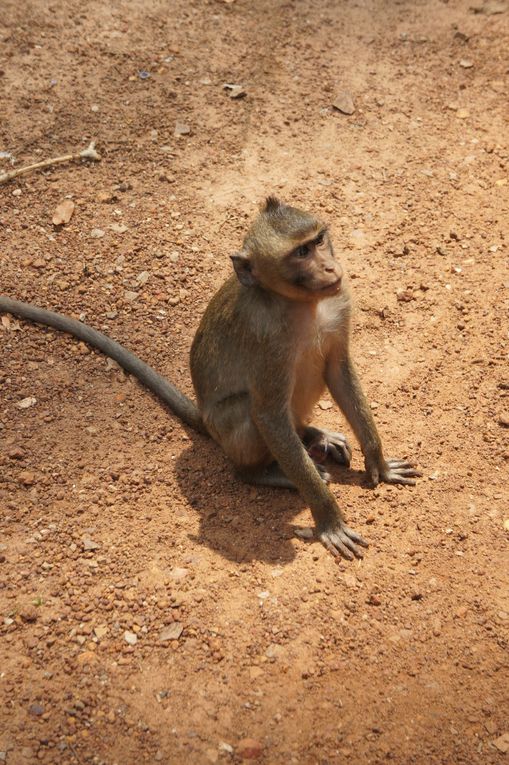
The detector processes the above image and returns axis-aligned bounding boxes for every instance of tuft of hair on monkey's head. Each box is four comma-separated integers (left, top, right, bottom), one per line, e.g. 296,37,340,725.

263,195,283,214
245,196,324,256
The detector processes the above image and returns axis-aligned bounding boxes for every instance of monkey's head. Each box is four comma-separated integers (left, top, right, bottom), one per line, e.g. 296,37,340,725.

231,197,343,302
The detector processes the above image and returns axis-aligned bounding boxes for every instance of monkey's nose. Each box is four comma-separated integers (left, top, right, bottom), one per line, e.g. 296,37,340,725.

325,265,343,281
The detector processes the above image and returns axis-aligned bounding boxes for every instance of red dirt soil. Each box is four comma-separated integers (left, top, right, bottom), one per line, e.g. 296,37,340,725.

1,0,508,763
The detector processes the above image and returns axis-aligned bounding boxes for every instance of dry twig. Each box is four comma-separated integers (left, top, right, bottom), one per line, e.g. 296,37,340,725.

0,141,101,185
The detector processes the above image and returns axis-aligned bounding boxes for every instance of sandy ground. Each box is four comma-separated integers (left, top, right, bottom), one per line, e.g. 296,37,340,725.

1,0,508,763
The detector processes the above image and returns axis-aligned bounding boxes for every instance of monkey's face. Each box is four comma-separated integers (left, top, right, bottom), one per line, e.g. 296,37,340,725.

232,199,344,303
269,230,344,302
284,229,343,301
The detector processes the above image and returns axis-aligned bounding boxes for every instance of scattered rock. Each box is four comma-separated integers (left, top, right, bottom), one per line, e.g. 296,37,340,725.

459,59,474,68
397,289,415,302
124,290,138,303
20,605,39,622
367,594,382,606
29,703,44,716
76,650,98,665
18,471,36,486
8,447,24,460
124,630,138,646
110,222,128,234
137,271,150,285
16,397,37,409
318,400,333,410
223,83,247,99
493,733,509,753
94,624,108,639
52,199,75,226
82,537,100,552
174,121,191,136
170,567,188,580
90,228,105,239
97,191,114,203
236,739,263,760
498,414,509,427
471,1,507,14
159,623,183,642
332,90,355,115
265,643,284,659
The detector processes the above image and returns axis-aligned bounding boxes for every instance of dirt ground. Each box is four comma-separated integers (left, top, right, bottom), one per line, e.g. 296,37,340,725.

1,0,508,763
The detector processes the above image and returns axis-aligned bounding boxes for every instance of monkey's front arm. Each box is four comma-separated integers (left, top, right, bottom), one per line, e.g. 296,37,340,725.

251,394,368,560
324,354,421,486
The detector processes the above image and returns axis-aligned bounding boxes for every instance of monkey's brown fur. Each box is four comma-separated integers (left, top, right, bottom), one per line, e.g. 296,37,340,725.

0,197,420,560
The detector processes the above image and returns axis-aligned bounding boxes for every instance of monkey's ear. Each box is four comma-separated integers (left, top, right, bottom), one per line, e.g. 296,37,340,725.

230,252,257,287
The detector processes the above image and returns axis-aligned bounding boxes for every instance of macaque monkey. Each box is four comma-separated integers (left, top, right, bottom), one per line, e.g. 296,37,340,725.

0,197,420,560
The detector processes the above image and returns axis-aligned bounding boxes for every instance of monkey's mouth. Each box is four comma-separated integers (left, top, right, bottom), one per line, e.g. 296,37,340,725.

318,278,342,294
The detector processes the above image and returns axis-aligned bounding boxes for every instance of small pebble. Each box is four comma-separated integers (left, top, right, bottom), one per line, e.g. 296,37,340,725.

332,90,355,115
174,121,191,136
159,623,183,642
493,733,509,753
236,739,263,760
110,222,128,234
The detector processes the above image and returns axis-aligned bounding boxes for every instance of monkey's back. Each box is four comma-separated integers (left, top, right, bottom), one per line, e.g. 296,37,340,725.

190,277,283,414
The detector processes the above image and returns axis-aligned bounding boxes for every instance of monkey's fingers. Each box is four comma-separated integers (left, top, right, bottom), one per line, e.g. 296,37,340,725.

341,525,369,548
384,471,418,486
383,459,422,486
319,525,368,561
386,458,422,476
320,533,354,561
308,432,352,466
328,443,351,466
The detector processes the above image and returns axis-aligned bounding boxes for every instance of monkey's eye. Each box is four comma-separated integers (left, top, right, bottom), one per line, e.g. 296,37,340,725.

314,232,325,247
293,244,310,258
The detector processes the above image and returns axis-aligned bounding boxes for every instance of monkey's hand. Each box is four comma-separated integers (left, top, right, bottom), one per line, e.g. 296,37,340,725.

304,427,352,466
318,522,368,561
366,457,421,487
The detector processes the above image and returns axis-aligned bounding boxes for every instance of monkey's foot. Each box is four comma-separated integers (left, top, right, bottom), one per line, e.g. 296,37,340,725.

313,462,331,484
367,458,422,487
304,426,352,466
318,523,368,561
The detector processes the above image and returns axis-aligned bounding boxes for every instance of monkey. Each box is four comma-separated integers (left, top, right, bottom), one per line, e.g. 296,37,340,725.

0,196,420,560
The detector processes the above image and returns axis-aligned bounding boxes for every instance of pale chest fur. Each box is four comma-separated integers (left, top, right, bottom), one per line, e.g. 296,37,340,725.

290,294,350,427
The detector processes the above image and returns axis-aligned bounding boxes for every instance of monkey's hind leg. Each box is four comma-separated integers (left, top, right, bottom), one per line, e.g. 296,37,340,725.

302,425,352,466
206,396,331,490
237,460,331,490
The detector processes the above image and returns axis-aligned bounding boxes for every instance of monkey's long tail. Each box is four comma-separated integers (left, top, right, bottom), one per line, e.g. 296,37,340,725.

0,297,207,434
